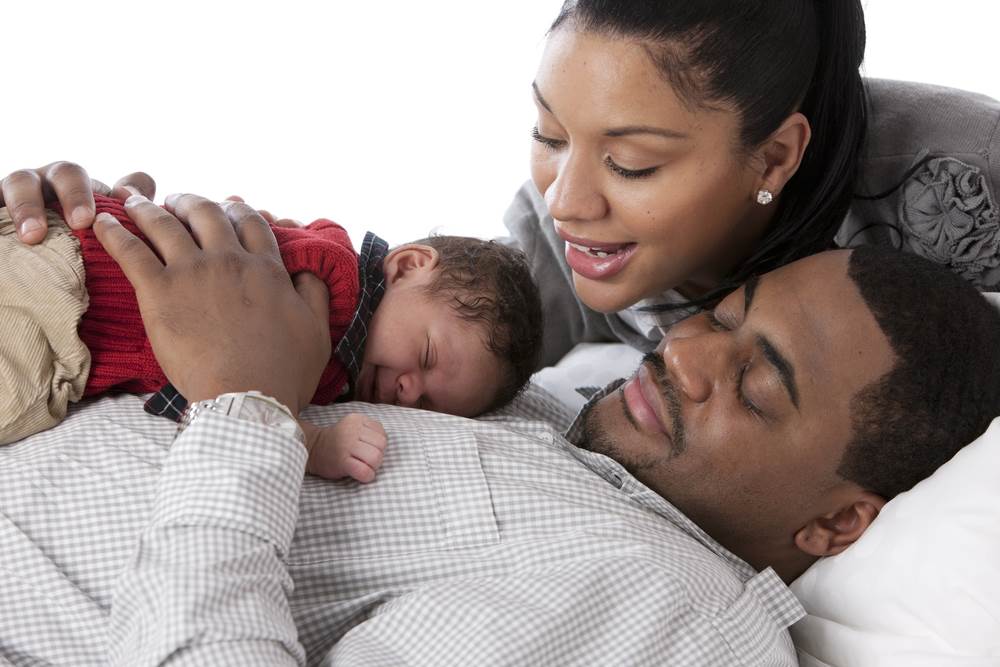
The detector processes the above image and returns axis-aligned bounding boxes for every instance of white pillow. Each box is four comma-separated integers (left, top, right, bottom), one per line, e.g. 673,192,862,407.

790,415,1000,666
531,342,644,414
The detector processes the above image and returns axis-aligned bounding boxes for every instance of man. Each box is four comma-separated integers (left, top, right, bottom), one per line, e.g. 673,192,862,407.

1,194,998,666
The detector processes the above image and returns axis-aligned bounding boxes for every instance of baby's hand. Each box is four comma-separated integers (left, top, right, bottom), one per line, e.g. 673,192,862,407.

303,414,387,483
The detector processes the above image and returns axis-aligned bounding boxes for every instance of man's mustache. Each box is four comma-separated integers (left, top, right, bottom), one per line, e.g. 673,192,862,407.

640,351,686,456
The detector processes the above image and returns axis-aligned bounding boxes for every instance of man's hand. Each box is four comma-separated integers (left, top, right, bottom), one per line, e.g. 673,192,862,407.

93,193,331,415
0,162,155,243
302,415,388,483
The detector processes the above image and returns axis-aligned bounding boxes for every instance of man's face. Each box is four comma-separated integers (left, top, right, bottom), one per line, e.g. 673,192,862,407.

578,251,895,554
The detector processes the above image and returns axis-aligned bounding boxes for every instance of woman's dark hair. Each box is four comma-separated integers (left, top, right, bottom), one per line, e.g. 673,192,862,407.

551,0,868,307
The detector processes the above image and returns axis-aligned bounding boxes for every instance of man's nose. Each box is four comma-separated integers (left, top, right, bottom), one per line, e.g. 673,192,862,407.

395,371,424,408
659,333,728,404
544,151,609,223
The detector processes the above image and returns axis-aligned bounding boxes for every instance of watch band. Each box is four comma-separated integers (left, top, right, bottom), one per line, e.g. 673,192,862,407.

177,391,304,443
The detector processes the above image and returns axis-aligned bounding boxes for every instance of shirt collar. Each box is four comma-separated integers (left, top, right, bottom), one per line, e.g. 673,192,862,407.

334,232,389,397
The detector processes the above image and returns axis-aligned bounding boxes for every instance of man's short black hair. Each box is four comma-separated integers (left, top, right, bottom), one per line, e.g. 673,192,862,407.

841,246,1000,498
414,235,542,413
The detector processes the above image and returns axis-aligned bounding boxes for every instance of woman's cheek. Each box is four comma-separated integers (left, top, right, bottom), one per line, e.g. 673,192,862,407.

529,150,557,193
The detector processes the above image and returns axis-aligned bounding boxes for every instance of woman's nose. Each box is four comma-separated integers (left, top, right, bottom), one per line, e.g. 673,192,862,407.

544,152,609,223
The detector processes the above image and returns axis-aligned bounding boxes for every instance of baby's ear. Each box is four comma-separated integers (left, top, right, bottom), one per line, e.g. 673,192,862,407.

793,491,886,558
383,244,440,285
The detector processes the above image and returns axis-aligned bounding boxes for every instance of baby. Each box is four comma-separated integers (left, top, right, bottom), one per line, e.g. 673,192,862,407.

0,195,543,482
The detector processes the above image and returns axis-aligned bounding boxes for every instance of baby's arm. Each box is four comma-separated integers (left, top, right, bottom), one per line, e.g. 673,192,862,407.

301,414,387,483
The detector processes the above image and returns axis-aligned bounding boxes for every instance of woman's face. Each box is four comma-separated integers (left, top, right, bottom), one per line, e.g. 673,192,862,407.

530,27,770,313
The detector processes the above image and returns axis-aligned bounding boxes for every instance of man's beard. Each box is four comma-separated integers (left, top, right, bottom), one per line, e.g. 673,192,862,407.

577,352,686,472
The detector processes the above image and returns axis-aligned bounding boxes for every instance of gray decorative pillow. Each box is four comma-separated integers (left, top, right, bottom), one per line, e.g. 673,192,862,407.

837,79,1000,290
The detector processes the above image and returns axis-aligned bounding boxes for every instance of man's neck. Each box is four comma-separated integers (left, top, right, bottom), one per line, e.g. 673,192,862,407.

734,537,818,584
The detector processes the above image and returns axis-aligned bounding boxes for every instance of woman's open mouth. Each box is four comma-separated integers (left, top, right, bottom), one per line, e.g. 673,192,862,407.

563,239,638,280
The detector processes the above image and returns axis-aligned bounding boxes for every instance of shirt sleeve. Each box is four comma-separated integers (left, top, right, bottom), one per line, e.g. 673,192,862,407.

107,410,308,666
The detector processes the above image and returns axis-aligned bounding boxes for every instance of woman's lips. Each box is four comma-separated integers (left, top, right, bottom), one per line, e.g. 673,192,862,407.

557,229,637,281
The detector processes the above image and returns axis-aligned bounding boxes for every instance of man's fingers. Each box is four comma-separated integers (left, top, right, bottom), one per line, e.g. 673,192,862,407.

111,172,156,201
222,200,277,255
164,193,240,250
221,200,281,257
293,272,331,339
90,179,113,196
41,161,96,230
0,169,48,243
93,212,163,289
124,195,200,262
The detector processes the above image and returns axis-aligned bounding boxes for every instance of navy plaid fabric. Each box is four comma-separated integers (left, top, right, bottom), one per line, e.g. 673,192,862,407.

333,231,389,397
143,231,389,421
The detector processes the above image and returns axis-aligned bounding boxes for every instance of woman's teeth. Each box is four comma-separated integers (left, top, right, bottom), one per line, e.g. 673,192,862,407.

568,242,617,258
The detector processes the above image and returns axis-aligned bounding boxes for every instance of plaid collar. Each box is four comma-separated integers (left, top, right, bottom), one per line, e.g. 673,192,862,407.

333,231,389,398
144,231,389,422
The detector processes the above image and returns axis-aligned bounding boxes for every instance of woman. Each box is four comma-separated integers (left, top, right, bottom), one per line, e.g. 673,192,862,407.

1,0,867,367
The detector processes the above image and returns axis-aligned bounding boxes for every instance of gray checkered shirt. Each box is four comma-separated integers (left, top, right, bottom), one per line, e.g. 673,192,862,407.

0,385,803,665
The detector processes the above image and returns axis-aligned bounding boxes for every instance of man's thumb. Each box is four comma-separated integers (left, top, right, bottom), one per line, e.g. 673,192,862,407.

293,272,331,338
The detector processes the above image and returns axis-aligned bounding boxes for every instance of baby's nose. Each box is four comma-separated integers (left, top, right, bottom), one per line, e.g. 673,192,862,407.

396,372,424,407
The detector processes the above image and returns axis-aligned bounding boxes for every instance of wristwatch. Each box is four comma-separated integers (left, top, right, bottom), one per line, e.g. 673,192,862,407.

177,391,304,444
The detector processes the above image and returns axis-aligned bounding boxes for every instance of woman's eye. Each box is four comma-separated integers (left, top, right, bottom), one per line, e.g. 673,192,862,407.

531,126,565,150
604,156,658,180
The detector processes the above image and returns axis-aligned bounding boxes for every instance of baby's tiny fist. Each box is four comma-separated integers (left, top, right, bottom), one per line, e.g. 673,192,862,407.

305,413,388,483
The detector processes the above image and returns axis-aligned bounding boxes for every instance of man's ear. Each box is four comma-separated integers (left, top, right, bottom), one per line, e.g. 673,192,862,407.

755,111,812,198
793,491,886,558
383,244,440,286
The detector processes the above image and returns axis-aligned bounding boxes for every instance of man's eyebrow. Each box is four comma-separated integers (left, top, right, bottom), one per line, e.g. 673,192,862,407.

757,335,800,410
743,274,798,409
532,82,553,113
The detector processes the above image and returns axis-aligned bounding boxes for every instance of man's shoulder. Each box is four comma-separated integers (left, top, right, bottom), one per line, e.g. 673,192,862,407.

478,382,576,433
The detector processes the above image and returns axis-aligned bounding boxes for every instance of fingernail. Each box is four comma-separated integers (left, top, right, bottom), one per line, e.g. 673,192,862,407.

20,217,44,236
95,212,119,227
71,206,91,228
163,193,179,208
125,194,147,207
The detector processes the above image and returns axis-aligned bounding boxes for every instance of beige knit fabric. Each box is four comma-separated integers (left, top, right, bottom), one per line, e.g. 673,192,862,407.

0,208,90,444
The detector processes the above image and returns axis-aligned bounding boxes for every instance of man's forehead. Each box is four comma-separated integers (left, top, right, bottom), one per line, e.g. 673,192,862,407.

746,251,894,400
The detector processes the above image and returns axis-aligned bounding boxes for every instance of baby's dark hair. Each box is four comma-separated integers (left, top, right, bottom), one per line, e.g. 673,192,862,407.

412,235,543,413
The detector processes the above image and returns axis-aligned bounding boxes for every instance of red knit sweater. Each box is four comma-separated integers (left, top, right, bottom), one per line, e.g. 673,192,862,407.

67,196,359,405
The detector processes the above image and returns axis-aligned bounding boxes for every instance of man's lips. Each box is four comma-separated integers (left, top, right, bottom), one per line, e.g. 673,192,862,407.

621,364,674,445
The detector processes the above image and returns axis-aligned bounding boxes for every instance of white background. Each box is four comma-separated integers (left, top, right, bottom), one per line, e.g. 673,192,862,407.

6,1,999,246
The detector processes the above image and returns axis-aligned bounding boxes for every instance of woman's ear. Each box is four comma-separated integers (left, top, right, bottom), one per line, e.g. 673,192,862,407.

757,112,812,197
382,244,440,285
793,491,886,558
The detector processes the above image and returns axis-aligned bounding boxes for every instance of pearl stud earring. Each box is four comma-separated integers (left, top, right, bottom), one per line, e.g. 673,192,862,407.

756,189,774,205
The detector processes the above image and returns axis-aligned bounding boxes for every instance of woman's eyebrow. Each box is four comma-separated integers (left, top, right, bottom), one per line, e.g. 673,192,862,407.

604,125,689,140
532,82,553,113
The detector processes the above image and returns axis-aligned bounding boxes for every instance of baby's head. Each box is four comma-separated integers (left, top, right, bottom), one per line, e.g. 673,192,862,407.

355,235,542,417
